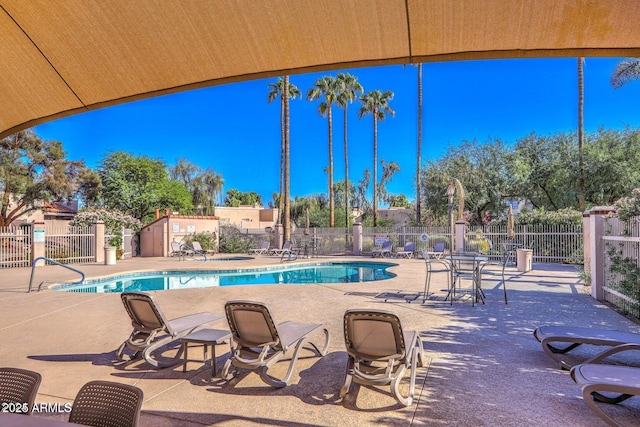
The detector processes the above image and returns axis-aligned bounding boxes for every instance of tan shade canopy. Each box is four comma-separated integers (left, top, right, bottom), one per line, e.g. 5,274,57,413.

2,0,640,139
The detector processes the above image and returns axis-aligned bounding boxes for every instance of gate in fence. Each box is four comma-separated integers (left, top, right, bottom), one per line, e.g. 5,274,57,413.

0,225,31,267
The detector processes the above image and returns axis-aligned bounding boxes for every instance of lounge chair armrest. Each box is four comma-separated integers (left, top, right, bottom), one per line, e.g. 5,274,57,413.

584,343,640,365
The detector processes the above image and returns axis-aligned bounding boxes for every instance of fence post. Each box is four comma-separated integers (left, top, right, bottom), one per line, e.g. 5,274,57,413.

588,206,615,300
94,221,105,264
455,220,465,253
353,222,362,256
31,220,46,266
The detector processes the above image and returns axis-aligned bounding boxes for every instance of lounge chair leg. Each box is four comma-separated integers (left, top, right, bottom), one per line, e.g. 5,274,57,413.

583,384,628,427
339,357,355,399
390,365,412,406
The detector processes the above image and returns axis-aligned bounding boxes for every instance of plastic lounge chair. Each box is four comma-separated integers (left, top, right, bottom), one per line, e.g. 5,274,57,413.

0,367,42,415
570,362,640,427
270,241,297,262
116,291,225,368
269,241,292,256
69,380,143,427
192,241,215,255
478,249,513,304
169,241,194,258
533,326,640,370
248,241,270,255
221,300,330,388
394,242,416,258
340,309,424,406
372,241,392,258
422,250,451,302
425,241,446,259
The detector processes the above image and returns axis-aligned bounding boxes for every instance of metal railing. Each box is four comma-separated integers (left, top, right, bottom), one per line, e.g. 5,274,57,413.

28,256,85,292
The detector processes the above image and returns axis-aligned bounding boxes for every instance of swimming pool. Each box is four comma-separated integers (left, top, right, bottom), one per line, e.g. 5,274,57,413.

54,262,397,293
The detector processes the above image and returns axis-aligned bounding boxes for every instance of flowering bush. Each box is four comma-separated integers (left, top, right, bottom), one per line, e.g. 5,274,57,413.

70,208,142,248
612,188,640,222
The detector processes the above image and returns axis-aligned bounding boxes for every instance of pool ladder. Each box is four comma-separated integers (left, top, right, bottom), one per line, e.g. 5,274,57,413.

28,257,85,292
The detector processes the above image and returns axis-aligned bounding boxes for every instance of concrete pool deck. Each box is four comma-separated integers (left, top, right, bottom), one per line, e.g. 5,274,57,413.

1,255,640,426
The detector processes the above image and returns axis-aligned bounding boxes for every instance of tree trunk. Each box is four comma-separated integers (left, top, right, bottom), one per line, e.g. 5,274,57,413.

284,76,291,242
416,63,423,225
373,107,378,227
344,105,349,231
328,106,334,228
578,57,585,211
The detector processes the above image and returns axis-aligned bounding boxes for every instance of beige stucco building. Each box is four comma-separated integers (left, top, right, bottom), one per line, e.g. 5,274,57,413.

139,214,219,257
214,205,278,231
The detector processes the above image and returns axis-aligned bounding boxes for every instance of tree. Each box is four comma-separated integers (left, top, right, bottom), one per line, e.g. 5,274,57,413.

388,194,411,208
307,75,340,228
0,129,93,226
170,158,224,215
358,89,395,226
610,58,640,89
416,63,423,224
578,57,585,211
98,151,192,223
223,189,262,207
267,77,301,225
377,159,400,206
336,73,363,230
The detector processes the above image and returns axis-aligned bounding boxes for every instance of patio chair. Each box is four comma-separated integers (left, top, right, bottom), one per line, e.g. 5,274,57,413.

221,300,330,388
394,242,416,258
372,241,392,258
425,241,446,259
169,241,194,258
533,325,640,369
340,309,424,406
248,241,270,255
0,367,42,415
570,362,640,427
192,241,215,255
116,292,225,368
270,241,297,262
69,380,143,427
421,250,451,302
478,249,513,304
449,253,484,306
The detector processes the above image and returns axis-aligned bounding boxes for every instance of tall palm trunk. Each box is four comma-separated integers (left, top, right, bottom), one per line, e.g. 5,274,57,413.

328,106,334,228
278,91,285,224
344,104,349,230
284,76,291,242
373,107,378,227
578,57,585,211
416,63,423,224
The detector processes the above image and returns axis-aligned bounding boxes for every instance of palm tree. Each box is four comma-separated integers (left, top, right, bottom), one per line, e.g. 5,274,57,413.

416,63,423,224
267,77,300,231
307,76,339,228
358,90,395,227
336,73,363,230
611,58,640,89
578,57,585,211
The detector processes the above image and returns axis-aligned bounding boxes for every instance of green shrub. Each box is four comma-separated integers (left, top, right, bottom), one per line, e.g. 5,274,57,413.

218,225,252,253
183,231,218,252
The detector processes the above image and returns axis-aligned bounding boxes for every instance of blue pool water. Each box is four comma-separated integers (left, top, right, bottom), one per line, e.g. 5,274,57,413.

55,262,397,293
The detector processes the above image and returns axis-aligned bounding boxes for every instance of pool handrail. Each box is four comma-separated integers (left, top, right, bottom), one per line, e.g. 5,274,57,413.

181,243,207,261
28,257,85,293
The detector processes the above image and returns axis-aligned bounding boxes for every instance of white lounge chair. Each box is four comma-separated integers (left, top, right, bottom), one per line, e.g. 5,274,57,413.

248,241,270,255
372,241,392,258
394,242,416,258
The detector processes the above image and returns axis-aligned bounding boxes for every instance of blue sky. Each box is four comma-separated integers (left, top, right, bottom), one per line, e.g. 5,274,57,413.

35,57,640,207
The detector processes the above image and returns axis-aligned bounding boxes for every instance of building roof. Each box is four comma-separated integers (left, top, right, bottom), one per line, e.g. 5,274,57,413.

2,1,640,139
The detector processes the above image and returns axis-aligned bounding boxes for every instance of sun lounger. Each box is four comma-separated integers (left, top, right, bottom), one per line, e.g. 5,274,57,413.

340,309,424,406
533,325,640,369
116,292,224,368
394,241,416,258
221,300,330,388
570,361,640,427
248,241,270,255
192,241,215,255
372,241,392,258
425,241,446,259
169,241,194,259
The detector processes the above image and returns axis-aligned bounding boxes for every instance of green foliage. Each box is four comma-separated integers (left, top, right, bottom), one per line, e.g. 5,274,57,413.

612,188,640,222
183,231,218,252
606,243,640,302
224,189,262,207
98,151,192,223
170,158,224,215
218,224,253,253
388,194,411,208
514,207,582,226
70,208,142,233
466,229,492,254
0,129,94,226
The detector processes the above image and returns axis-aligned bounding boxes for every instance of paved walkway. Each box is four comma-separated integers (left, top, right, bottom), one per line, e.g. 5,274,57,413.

1,256,639,426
